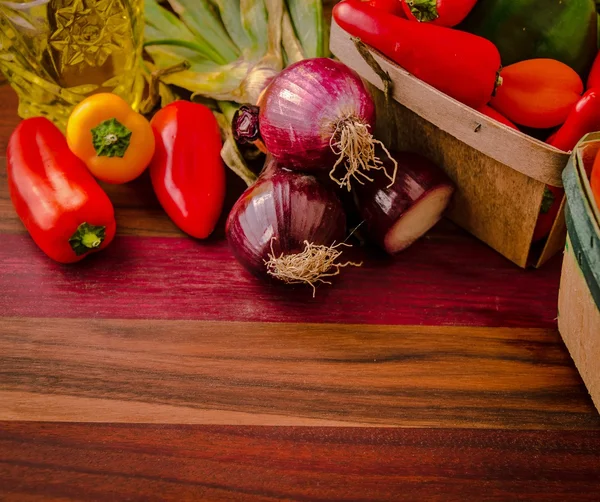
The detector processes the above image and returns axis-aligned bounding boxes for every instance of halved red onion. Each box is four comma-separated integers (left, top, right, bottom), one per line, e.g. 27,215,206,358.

226,160,359,294
354,152,455,254
233,58,396,190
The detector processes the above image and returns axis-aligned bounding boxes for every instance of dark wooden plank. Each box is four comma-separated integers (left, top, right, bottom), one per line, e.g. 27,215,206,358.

1,423,600,501
2,318,598,428
0,230,562,327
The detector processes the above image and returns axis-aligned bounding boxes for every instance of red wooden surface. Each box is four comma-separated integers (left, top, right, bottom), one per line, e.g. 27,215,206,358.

2,423,600,501
0,232,562,327
1,7,600,494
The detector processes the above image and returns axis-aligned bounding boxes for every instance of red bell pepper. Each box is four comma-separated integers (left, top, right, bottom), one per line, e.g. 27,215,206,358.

363,0,405,16
532,88,600,242
333,0,501,108
400,0,478,27
547,89,600,153
475,105,519,130
149,101,226,239
7,117,116,263
586,50,600,90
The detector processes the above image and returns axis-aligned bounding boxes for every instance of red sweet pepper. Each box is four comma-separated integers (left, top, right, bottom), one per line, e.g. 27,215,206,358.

149,101,226,239
401,0,478,27
532,185,564,243
363,0,405,16
591,151,600,211
529,89,600,242
7,117,116,263
548,90,600,153
490,59,583,129
586,50,600,90
475,105,519,130
333,0,501,108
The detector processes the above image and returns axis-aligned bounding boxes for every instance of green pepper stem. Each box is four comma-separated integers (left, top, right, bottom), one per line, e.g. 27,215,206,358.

69,222,107,256
91,118,132,157
407,0,439,22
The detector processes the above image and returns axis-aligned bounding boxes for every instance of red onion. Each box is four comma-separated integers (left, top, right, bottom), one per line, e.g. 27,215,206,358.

233,58,396,191
355,151,455,254
226,158,360,295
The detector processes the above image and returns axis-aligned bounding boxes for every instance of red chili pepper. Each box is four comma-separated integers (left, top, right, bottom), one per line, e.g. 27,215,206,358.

400,0,478,27
333,0,501,108
532,185,564,243
475,105,519,130
586,50,600,90
7,118,116,263
591,150,600,211
149,101,226,239
547,89,600,153
363,0,405,16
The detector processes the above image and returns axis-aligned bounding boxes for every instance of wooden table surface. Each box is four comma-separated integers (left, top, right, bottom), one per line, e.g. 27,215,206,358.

2,33,600,500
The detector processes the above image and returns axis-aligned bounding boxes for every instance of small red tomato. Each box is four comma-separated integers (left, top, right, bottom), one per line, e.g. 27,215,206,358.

149,101,226,239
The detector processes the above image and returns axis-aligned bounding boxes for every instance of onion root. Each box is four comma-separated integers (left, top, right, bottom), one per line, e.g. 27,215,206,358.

265,240,362,296
329,117,398,191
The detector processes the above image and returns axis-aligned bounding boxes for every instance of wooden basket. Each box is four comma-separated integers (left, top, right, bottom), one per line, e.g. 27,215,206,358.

558,133,600,413
329,21,571,268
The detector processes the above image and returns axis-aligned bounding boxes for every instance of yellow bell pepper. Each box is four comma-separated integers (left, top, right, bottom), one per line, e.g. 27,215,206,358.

67,93,155,184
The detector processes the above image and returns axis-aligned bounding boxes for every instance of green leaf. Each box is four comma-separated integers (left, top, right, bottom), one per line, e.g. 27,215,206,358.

165,0,240,64
144,0,195,42
161,59,250,101
282,5,305,64
240,0,269,58
285,0,323,58
209,0,251,53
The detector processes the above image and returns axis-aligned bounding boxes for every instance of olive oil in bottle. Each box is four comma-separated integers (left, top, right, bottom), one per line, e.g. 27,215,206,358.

0,0,144,129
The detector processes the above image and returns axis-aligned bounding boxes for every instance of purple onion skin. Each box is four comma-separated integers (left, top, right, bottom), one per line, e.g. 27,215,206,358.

354,152,453,249
258,58,376,170
226,166,346,279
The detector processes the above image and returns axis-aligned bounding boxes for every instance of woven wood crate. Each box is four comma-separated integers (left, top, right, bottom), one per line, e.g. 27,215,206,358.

558,133,600,413
330,20,570,268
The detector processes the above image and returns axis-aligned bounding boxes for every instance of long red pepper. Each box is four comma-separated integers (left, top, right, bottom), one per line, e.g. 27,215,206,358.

586,50,600,90
401,0,478,27
149,101,226,239
7,118,116,263
548,89,600,153
364,0,405,16
333,0,501,108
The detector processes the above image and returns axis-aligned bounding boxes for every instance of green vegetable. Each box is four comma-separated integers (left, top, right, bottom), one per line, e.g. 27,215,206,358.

460,0,598,77
143,0,326,184
144,0,326,104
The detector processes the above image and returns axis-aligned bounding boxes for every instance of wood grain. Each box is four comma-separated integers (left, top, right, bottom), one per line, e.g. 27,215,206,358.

0,232,562,327
1,423,600,501
2,317,599,428
559,239,600,412
1,7,599,496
